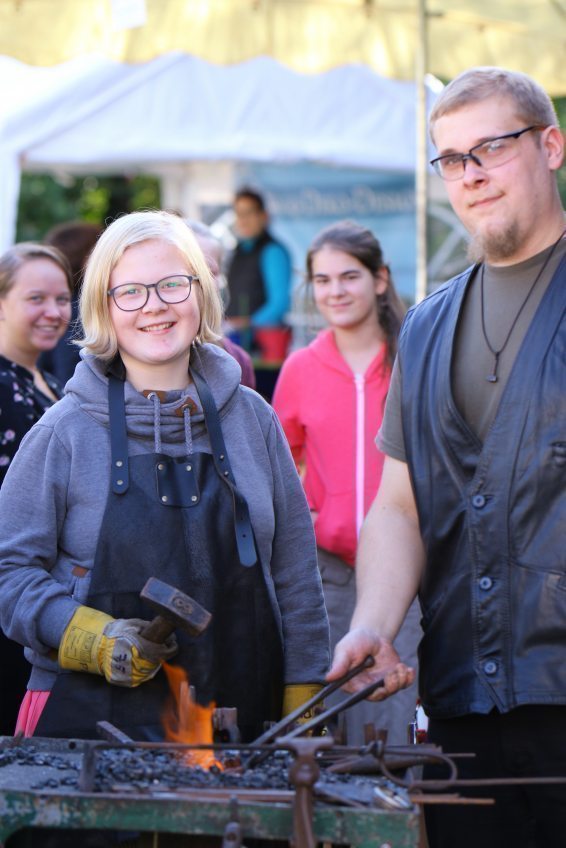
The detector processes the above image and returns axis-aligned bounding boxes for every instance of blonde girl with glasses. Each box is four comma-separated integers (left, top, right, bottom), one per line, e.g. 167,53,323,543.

0,210,329,742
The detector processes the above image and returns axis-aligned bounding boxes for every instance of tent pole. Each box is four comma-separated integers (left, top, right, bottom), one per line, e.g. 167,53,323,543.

415,0,428,303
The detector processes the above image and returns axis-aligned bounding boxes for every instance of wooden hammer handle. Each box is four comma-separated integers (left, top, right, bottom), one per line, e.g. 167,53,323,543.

142,615,175,644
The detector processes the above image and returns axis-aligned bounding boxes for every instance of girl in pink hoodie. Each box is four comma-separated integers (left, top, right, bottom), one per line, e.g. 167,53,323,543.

273,220,421,745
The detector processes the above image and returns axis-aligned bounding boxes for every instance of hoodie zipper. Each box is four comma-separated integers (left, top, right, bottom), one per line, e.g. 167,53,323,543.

354,373,365,539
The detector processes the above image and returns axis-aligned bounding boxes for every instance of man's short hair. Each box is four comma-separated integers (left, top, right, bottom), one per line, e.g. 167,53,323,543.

429,66,558,141
234,187,266,213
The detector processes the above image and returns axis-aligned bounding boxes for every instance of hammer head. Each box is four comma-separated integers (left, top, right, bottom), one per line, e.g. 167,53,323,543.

141,577,212,636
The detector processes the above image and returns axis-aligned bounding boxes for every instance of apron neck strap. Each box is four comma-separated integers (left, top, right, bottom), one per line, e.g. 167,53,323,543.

191,369,257,567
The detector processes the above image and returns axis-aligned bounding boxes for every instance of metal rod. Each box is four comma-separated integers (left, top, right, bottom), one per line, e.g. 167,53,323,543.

96,721,134,744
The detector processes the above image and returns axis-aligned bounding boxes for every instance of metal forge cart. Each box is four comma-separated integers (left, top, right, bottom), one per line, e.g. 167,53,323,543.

0,735,420,848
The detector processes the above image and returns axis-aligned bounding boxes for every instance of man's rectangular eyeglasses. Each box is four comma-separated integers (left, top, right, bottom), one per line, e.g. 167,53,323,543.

430,125,546,181
107,275,198,311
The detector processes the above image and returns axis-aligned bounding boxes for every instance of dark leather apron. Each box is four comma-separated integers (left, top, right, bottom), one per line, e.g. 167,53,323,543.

36,367,283,741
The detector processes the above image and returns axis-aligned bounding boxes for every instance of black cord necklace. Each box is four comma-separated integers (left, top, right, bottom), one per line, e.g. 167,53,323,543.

480,229,566,383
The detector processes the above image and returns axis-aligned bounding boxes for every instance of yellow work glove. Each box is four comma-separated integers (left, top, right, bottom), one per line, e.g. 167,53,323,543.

58,606,178,688
282,683,324,723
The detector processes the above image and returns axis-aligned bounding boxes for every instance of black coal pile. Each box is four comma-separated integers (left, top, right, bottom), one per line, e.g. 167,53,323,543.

0,744,295,793
0,743,410,808
0,744,81,790
94,748,292,792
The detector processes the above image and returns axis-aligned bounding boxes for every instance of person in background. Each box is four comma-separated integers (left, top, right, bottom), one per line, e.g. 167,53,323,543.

272,221,421,746
186,220,256,389
0,242,72,735
39,220,103,385
328,67,566,848
225,187,292,348
0,210,329,743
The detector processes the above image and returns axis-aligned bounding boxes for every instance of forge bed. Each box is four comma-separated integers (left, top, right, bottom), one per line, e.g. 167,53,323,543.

0,736,419,847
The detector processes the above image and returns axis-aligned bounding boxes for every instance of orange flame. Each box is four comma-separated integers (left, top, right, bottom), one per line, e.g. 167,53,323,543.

162,663,223,770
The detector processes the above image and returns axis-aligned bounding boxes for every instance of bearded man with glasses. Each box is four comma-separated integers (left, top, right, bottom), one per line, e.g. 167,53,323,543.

327,67,566,848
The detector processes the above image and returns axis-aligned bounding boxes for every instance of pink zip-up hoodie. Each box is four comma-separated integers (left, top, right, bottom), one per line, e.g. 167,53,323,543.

272,328,391,566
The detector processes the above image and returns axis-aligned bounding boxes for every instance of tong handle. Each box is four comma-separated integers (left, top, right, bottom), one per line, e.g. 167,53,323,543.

250,654,375,751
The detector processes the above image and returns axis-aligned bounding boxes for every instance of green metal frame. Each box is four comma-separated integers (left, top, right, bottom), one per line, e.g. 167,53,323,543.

0,789,419,847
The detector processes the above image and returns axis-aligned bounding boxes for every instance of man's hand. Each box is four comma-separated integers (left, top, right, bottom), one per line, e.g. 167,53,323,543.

327,628,415,702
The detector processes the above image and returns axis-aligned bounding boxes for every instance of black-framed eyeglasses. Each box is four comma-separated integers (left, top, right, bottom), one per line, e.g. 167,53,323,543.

107,274,198,312
430,125,547,181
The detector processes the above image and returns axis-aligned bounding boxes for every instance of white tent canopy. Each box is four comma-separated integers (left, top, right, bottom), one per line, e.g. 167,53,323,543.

0,52,434,250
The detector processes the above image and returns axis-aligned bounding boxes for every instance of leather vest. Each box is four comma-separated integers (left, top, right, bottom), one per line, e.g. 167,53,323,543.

226,230,276,318
399,257,566,718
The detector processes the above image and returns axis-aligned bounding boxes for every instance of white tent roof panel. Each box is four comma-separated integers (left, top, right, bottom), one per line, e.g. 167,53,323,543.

0,52,431,248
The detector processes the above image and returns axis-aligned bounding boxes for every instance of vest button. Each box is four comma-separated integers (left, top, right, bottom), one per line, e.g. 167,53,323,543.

479,576,493,590
483,660,498,675
472,494,486,508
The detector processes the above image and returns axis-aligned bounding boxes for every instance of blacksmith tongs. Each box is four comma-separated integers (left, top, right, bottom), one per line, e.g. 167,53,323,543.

244,655,382,767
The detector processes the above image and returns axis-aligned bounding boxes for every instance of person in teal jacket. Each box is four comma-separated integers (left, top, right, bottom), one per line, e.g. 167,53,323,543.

225,188,292,346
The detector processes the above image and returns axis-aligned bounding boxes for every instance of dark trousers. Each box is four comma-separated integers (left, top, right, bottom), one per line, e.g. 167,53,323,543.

423,706,566,848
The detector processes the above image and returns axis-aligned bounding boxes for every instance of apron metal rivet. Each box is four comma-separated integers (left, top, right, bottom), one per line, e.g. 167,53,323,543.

224,471,229,476
220,454,225,460
157,463,164,471
115,460,123,467
117,479,123,485
161,495,168,503
191,495,197,502
186,465,192,471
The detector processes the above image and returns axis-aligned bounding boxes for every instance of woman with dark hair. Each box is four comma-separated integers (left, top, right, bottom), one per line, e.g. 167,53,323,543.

0,241,72,734
272,220,421,746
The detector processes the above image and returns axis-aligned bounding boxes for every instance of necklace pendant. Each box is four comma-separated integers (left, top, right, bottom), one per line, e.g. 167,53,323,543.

486,351,500,383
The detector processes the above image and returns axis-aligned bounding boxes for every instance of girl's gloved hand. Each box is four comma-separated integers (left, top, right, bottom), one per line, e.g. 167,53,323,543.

58,606,178,687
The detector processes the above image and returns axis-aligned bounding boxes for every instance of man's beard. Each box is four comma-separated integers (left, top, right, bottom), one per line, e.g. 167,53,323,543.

467,220,522,264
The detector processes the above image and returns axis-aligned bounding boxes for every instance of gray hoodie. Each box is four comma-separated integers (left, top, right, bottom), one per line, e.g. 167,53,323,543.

0,343,329,691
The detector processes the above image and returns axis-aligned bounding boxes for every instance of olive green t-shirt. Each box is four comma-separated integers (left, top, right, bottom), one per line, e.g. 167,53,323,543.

378,238,566,459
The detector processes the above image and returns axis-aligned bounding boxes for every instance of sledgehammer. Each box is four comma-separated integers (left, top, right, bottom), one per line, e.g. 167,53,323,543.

140,577,212,643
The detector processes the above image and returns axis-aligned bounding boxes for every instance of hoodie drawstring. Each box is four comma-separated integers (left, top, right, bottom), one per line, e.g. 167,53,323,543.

183,405,193,456
147,392,162,454
147,391,193,456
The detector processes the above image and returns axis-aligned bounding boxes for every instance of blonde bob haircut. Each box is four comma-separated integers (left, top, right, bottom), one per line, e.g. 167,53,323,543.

79,210,222,360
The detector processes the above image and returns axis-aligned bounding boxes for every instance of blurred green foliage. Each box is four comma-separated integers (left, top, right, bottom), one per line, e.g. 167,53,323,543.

555,99,566,207
16,173,161,242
